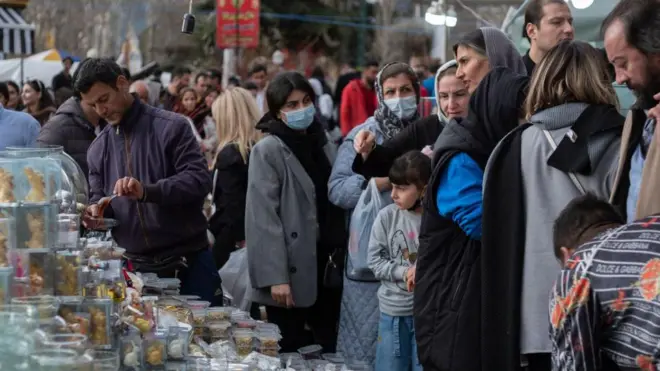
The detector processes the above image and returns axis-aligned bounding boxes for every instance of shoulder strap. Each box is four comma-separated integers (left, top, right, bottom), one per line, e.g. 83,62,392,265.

542,129,587,195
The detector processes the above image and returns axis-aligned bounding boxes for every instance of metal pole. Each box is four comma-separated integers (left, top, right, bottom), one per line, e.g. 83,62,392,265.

356,0,367,67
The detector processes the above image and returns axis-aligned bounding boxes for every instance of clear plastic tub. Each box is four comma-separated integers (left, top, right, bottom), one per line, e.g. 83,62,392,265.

256,330,281,349
232,329,254,358
233,318,257,329
186,300,211,310
166,326,190,360
207,320,231,340
256,322,280,333
206,307,232,322
143,331,167,367
191,308,207,327
298,344,323,360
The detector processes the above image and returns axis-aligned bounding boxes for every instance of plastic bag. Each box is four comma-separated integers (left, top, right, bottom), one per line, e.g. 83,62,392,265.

218,248,251,311
347,179,392,281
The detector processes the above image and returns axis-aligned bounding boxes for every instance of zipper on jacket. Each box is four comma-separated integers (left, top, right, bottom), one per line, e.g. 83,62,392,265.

121,128,152,251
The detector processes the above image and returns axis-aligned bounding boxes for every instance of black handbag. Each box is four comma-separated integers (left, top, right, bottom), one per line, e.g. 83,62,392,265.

323,248,345,289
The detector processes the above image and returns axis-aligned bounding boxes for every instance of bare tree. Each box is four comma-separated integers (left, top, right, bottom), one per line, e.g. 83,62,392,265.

371,0,401,63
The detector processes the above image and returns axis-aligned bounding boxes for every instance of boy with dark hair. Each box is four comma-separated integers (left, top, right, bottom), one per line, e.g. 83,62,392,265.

549,194,660,370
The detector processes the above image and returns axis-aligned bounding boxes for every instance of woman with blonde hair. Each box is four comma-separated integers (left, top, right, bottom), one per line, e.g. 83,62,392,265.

208,87,263,268
482,40,625,370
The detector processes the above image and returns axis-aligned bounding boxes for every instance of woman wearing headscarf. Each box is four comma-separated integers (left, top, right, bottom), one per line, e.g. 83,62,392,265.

413,27,528,371
351,60,470,177
328,62,421,364
481,41,624,371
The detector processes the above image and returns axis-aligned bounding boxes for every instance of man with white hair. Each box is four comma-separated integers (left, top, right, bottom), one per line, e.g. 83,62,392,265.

129,80,150,105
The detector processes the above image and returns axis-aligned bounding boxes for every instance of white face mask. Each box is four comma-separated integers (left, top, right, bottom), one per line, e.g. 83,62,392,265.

384,96,418,120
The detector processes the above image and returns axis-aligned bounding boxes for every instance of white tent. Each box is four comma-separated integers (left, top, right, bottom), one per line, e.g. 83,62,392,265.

0,58,78,88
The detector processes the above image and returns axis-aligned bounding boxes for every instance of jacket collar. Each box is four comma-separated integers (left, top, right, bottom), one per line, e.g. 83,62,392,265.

115,94,143,132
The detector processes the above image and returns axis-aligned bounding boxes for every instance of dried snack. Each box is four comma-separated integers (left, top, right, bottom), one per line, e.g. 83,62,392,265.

24,167,46,203
208,321,231,339
206,307,231,321
123,341,141,368
233,330,254,358
89,306,109,345
145,341,165,366
0,231,9,267
29,261,45,295
55,254,79,296
258,346,279,357
25,212,44,249
257,332,281,348
0,168,15,203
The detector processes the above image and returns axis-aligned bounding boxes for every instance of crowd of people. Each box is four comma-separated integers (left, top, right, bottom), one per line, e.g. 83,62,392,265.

1,0,660,369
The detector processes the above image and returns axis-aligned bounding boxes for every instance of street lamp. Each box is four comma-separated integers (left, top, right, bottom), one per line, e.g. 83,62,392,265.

425,1,457,28
569,0,594,9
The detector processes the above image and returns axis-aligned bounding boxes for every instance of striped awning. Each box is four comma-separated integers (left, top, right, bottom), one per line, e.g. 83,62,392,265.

0,7,34,55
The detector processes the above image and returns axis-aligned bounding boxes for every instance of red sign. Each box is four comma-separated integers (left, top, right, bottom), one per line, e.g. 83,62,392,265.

216,0,260,49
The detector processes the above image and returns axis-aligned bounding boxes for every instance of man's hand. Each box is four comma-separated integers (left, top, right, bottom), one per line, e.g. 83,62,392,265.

353,130,376,159
374,177,392,192
406,265,416,292
82,204,99,228
271,283,295,308
648,93,660,121
113,177,144,200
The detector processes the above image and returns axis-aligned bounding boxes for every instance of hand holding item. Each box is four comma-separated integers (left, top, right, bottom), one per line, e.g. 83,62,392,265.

353,130,376,158
422,145,434,158
271,283,295,308
82,204,100,228
114,177,144,200
406,265,416,292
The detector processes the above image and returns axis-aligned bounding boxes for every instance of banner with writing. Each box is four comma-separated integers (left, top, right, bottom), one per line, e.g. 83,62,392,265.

216,0,260,49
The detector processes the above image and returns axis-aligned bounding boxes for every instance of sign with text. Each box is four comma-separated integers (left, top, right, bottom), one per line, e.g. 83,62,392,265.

216,0,260,49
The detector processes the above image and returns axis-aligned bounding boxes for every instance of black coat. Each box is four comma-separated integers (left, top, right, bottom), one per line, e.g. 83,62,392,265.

414,67,529,371
352,114,443,178
209,144,249,268
37,97,100,179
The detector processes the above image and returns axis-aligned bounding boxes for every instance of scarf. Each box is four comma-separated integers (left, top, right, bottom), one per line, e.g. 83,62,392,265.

373,62,421,140
257,114,347,252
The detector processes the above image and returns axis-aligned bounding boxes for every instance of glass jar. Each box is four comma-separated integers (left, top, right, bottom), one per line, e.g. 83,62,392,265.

3,145,89,213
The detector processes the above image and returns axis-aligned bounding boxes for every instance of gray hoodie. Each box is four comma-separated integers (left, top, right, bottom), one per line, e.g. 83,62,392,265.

367,203,422,317
516,102,621,353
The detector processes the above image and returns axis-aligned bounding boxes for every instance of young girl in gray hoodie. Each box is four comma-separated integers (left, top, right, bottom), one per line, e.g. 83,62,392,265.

367,150,431,371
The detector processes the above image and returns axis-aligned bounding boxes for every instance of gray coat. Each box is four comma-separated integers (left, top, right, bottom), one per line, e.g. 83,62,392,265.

245,134,336,308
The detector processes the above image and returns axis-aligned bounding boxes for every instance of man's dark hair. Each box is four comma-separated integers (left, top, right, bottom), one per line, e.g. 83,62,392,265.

195,72,208,84
248,64,267,77
121,67,131,81
388,151,431,189
73,58,124,95
62,57,74,65
553,194,624,260
601,0,660,55
429,58,443,74
522,0,568,41
241,81,258,91
0,82,8,103
208,68,222,80
171,66,192,79
364,60,379,69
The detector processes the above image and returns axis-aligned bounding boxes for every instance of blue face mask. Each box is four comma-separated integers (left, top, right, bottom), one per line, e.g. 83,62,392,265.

384,96,418,120
282,105,316,130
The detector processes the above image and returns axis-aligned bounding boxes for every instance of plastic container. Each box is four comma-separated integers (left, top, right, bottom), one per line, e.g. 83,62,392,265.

167,326,190,360
342,360,371,370
0,266,13,303
232,329,254,358
56,214,79,249
256,330,281,349
42,333,90,356
233,318,257,329
11,295,59,321
143,331,167,368
54,250,82,296
191,308,207,326
84,298,113,349
121,332,144,370
256,322,280,333
160,278,181,290
0,217,15,267
11,248,54,296
206,307,232,322
298,344,323,360
186,300,211,310
207,320,231,340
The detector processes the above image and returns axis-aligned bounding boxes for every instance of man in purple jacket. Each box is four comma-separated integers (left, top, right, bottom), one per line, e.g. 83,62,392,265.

76,58,221,305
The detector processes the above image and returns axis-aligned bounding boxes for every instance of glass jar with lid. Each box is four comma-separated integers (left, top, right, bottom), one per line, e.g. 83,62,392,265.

2,145,89,213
